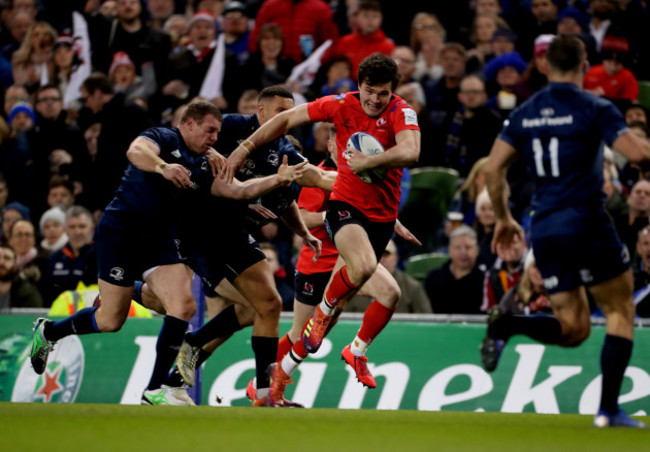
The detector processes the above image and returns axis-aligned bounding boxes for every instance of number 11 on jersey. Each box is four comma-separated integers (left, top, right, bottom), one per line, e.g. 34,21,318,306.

533,137,560,177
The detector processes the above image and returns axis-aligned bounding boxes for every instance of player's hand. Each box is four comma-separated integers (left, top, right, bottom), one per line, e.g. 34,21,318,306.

394,221,422,246
224,147,249,183
162,163,193,189
491,217,524,254
294,163,321,187
277,155,308,186
248,203,277,220
303,232,322,262
205,147,227,177
346,148,371,173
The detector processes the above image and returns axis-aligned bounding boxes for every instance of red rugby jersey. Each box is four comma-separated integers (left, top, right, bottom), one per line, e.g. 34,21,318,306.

307,91,420,222
295,158,338,274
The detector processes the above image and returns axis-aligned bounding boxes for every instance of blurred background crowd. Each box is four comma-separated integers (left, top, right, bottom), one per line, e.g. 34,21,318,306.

1,0,650,319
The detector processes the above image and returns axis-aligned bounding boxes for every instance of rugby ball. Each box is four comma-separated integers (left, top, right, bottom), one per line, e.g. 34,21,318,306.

346,132,387,184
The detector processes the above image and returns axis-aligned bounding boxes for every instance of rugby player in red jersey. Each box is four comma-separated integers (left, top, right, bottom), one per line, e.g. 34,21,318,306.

225,53,421,405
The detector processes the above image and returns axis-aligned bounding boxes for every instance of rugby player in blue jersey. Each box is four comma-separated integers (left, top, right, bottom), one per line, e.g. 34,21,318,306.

481,35,650,428
29,100,306,405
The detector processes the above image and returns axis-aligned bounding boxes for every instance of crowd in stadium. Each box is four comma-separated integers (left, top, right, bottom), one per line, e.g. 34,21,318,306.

1,0,650,319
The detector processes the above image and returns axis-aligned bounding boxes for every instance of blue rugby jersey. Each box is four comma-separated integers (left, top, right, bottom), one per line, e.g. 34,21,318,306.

499,82,628,217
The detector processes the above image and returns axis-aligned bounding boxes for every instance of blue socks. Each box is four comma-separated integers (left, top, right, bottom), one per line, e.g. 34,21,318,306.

600,334,633,414
186,304,242,347
251,336,278,390
491,314,562,344
44,307,100,342
147,315,189,390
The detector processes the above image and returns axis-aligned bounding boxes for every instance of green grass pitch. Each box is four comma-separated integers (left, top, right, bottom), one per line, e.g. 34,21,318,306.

1,403,648,452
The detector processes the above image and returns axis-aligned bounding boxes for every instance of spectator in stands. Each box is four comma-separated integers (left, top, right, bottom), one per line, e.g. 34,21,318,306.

41,205,96,306
473,188,498,270
0,243,42,310
425,225,485,313
313,55,355,98
0,10,34,61
327,0,395,83
78,72,152,211
162,14,189,50
513,34,552,102
146,0,175,31
108,51,156,108
3,84,29,118
483,51,528,116
88,0,171,90
8,218,42,285
515,0,558,60
394,83,435,168
99,0,118,18
422,42,467,155
584,35,639,103
249,0,339,64
0,174,8,212
11,20,57,93
7,100,35,132
482,231,526,312
1,201,29,244
393,46,421,90
242,24,294,92
445,74,502,178
633,225,650,317
466,13,508,71
301,122,331,165
222,1,250,65
161,10,242,113
449,157,489,228
611,178,650,257
348,239,432,313
38,206,67,258
46,176,75,211
28,84,89,214
50,35,82,109
490,27,517,58
587,0,620,55
235,89,259,115
498,249,551,315
409,12,445,82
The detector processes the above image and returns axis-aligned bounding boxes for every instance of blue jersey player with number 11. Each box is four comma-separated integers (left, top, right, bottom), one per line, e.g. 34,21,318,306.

482,35,650,428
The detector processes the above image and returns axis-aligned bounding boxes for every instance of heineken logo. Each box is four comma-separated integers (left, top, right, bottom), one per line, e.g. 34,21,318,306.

11,335,85,403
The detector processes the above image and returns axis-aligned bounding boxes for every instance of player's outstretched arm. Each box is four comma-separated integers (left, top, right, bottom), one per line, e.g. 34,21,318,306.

281,201,322,260
212,155,305,199
613,130,650,163
224,104,313,183
126,136,192,189
348,129,421,174
299,207,327,229
484,138,524,253
295,164,337,191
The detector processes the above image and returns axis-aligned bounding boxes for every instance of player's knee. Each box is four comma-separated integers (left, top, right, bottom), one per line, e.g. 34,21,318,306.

561,323,590,347
257,294,282,320
98,316,126,333
349,261,377,285
236,304,256,327
167,295,197,320
377,285,400,308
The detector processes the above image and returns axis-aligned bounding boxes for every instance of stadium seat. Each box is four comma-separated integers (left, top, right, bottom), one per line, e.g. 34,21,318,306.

405,252,450,282
638,81,650,111
399,167,460,254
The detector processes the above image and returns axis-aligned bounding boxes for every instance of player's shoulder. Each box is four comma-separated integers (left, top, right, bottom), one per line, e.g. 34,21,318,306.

140,126,179,144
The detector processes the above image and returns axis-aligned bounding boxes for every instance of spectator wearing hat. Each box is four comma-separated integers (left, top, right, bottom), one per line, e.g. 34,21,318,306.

0,243,43,311
483,51,528,115
584,35,639,102
8,101,35,133
347,240,432,313
249,0,339,64
2,102,37,208
38,206,67,258
109,50,156,108
222,1,251,65
1,201,30,244
513,34,552,102
41,205,96,306
87,0,171,89
159,10,243,115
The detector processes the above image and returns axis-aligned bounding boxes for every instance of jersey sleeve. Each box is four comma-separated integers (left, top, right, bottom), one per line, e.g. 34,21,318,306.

139,127,165,150
596,100,629,147
307,95,338,123
278,137,307,165
389,100,421,134
497,117,518,148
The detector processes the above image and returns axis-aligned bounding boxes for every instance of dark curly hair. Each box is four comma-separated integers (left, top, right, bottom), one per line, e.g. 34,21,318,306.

357,53,400,90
